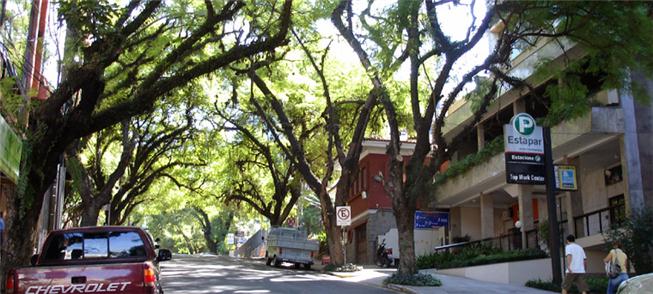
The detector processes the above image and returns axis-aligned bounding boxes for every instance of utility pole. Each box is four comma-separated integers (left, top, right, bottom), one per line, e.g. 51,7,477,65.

544,127,562,286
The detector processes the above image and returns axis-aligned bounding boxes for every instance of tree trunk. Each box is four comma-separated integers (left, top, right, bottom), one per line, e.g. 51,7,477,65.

80,201,102,226
394,198,417,275
1,145,59,291
205,237,218,254
322,205,344,265
1,207,39,291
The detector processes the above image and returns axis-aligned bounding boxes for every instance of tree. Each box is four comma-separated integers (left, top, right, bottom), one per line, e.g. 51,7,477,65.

331,0,653,275
1,0,293,273
65,95,204,226
229,15,390,264
214,103,305,227
193,206,235,254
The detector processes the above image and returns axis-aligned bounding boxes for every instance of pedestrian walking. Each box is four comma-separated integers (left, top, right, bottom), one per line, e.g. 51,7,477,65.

604,240,629,294
562,234,589,294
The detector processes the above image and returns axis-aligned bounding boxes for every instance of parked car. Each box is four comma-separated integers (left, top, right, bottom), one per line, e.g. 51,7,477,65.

618,273,653,294
5,226,172,294
265,227,318,269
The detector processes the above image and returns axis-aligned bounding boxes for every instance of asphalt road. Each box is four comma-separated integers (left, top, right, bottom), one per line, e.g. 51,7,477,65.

160,254,395,294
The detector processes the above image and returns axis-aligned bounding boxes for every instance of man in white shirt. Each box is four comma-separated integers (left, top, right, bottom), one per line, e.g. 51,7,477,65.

562,234,588,294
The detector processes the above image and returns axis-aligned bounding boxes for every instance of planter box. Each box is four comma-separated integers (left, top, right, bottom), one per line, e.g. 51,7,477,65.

436,258,552,286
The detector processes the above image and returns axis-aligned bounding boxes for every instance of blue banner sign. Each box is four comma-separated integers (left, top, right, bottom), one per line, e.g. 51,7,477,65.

415,211,449,229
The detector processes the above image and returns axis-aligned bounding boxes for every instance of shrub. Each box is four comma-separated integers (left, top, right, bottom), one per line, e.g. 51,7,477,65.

417,246,547,270
525,276,608,294
604,208,653,275
525,279,560,292
384,273,442,287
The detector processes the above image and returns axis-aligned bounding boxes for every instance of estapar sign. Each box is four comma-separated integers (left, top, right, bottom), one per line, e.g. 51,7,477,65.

504,113,546,185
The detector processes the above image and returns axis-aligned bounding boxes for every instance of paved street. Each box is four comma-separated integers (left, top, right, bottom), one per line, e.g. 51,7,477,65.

160,254,395,294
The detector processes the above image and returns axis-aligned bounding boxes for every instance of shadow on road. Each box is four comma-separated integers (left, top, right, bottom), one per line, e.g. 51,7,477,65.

161,254,394,294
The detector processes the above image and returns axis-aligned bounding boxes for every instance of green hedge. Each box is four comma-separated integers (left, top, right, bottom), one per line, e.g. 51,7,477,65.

526,276,608,294
434,136,504,184
417,244,547,270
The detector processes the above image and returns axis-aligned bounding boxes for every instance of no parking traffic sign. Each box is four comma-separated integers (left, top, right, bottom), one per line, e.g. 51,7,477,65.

336,206,351,226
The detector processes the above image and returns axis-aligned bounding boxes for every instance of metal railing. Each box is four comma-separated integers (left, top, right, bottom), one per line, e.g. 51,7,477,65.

434,219,571,253
573,204,625,238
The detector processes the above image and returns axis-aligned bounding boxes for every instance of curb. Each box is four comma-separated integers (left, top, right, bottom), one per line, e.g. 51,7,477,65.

385,284,418,294
321,270,357,278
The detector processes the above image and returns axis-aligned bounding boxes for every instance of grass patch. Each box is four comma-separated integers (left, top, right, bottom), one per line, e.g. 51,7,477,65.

417,243,547,270
384,273,442,287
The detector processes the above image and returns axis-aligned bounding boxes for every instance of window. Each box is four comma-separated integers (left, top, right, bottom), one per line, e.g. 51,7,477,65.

110,231,147,258
42,233,83,262
83,232,108,258
609,195,626,226
604,165,623,186
40,231,145,263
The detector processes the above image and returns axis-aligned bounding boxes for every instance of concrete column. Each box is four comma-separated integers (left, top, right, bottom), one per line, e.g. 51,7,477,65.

480,193,495,239
619,72,653,212
517,185,534,249
477,124,485,150
449,207,462,241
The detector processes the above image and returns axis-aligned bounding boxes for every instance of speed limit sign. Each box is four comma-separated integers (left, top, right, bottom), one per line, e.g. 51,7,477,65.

336,206,351,226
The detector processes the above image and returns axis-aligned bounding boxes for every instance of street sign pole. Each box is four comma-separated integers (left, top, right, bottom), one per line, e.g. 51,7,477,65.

544,127,562,286
341,227,347,265
336,206,351,265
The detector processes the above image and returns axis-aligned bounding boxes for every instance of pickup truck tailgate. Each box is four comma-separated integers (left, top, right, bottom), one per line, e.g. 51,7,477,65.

16,263,146,294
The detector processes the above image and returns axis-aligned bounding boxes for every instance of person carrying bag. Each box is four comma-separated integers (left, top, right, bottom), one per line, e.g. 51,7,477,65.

604,241,629,294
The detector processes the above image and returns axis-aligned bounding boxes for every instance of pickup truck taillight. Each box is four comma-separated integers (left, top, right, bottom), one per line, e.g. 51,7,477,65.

6,270,17,294
143,263,157,288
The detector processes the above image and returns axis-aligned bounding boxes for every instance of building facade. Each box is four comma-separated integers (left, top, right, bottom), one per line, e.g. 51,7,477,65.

433,34,653,273
345,140,447,265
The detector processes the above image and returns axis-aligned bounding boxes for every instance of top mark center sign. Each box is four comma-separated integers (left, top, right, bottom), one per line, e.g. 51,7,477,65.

504,113,546,185
336,206,351,226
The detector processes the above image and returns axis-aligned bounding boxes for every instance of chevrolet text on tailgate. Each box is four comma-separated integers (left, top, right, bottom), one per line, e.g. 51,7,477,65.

6,226,172,294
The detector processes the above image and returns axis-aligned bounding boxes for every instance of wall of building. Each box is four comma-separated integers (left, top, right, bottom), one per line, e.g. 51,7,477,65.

349,153,394,226
363,209,396,264
579,167,611,213
450,207,462,239
437,258,553,286
460,207,482,240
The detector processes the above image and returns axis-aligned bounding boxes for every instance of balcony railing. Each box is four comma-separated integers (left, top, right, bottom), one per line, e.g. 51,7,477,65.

434,219,570,254
573,204,625,238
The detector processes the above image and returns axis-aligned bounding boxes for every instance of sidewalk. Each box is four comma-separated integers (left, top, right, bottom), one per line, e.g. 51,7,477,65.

317,264,555,294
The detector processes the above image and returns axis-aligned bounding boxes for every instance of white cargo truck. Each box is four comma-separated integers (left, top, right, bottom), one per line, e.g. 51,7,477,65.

265,227,319,269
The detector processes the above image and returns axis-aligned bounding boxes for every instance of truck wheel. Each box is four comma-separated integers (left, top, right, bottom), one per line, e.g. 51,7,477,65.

304,264,311,270
273,256,281,267
294,263,301,269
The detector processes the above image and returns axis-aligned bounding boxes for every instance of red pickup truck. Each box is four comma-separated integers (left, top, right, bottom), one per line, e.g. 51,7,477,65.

5,226,172,294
